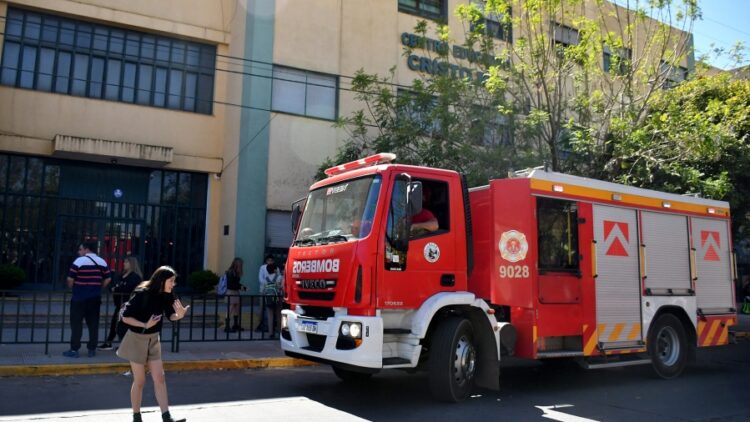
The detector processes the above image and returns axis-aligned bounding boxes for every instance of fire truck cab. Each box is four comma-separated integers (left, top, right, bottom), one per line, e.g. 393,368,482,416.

280,154,737,402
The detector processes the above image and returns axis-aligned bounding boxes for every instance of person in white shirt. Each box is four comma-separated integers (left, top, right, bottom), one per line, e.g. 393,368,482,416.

258,255,281,335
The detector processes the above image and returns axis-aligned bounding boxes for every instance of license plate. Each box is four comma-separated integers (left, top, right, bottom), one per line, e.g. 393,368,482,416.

299,320,318,334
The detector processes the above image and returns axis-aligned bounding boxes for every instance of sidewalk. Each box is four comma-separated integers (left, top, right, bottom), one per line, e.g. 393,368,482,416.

0,339,315,377
1,312,747,378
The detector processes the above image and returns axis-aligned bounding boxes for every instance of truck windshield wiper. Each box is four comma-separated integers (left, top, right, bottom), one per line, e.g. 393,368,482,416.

293,238,317,247
317,234,349,244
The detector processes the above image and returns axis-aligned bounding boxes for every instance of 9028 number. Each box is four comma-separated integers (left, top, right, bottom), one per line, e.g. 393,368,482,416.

499,265,529,278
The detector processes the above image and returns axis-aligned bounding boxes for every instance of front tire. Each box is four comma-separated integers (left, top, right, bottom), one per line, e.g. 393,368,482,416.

648,313,688,379
428,317,477,402
331,365,373,383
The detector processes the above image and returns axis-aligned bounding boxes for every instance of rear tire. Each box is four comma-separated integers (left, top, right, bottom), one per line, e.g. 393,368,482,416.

428,317,477,402
648,313,688,379
331,365,373,383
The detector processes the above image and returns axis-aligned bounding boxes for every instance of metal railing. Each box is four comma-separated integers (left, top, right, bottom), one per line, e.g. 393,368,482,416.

0,290,282,354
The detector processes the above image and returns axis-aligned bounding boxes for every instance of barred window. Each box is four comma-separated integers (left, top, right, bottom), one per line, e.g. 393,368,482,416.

398,0,447,21
0,7,216,114
272,66,337,120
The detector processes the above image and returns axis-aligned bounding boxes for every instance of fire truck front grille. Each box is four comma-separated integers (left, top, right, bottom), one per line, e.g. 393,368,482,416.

299,291,335,301
302,333,326,352
300,306,335,319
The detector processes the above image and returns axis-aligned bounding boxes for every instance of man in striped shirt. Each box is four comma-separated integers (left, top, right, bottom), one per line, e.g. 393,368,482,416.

62,241,112,358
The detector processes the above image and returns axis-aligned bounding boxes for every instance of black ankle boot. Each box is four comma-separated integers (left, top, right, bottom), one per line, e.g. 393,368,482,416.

224,318,236,332
233,316,244,331
162,410,185,422
133,413,142,422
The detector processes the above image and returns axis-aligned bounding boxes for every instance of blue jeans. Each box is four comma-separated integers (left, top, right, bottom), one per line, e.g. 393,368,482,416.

69,297,101,351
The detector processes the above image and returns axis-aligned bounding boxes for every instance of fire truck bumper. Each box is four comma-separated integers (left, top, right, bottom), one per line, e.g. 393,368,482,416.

279,309,384,369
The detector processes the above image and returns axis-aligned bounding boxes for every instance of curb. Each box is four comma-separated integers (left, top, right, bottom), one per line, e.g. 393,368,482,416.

0,357,317,377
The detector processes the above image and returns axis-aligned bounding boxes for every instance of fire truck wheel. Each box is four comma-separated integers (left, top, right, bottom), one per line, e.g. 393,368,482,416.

648,313,688,379
428,317,476,402
331,365,373,383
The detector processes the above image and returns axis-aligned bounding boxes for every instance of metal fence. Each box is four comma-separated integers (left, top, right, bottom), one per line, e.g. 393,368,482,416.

0,290,282,354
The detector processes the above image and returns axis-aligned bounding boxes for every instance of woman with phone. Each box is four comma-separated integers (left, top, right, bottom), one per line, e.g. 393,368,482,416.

118,266,190,422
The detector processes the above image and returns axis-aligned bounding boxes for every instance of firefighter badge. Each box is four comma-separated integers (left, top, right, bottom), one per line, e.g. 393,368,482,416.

423,242,440,263
499,230,528,263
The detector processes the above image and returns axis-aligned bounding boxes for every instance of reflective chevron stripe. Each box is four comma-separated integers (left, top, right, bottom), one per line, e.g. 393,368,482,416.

697,316,735,347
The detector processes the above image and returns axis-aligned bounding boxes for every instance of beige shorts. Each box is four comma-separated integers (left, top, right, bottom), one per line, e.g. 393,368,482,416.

226,289,240,305
116,330,161,364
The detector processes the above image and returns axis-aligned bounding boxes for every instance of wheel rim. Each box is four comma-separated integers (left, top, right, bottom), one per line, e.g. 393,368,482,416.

656,325,680,366
453,335,476,385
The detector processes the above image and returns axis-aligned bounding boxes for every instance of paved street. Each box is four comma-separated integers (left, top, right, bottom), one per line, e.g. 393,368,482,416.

1,339,748,421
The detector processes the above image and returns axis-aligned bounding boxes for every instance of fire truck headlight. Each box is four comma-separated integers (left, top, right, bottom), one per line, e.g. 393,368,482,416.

340,322,362,338
281,314,288,330
349,323,361,338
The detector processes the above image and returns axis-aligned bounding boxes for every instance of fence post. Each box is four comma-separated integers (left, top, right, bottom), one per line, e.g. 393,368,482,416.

44,291,52,355
172,319,180,353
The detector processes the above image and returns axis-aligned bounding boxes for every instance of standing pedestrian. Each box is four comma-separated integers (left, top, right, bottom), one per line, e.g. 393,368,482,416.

260,262,282,337
63,241,111,358
117,266,189,422
98,256,143,350
256,255,275,332
223,257,246,332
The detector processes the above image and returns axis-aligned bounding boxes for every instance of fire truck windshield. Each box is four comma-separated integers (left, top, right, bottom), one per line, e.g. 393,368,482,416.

294,176,381,246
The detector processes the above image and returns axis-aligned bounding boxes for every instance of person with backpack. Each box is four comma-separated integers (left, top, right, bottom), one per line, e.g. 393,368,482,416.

223,257,246,332
260,261,282,337
63,241,112,358
98,255,143,350
117,266,189,422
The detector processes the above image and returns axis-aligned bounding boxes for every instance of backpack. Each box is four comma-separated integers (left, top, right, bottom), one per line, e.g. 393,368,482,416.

217,273,228,296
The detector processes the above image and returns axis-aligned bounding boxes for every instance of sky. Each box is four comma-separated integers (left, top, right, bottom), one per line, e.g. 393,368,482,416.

692,0,750,70
609,0,750,70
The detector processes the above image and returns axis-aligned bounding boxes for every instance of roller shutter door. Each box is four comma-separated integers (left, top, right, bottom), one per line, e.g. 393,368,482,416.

641,212,691,293
266,210,293,248
692,217,734,313
593,205,642,345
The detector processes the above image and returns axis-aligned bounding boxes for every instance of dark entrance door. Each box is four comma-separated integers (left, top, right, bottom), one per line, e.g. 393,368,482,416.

53,216,144,289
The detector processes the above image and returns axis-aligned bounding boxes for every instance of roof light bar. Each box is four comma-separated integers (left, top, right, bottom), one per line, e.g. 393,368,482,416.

324,153,397,177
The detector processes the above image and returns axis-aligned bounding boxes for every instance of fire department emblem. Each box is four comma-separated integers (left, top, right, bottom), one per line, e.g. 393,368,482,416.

499,230,528,263
423,242,440,263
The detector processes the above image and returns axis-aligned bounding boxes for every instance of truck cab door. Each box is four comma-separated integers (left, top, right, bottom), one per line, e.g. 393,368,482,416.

378,176,459,309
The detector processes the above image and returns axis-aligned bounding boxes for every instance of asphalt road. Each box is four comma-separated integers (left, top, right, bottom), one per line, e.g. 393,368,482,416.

1,339,748,421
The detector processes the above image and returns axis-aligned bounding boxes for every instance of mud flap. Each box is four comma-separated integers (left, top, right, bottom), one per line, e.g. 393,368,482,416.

469,313,500,391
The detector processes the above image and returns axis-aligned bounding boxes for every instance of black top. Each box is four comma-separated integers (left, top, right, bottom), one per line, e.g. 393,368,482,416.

121,288,177,334
226,269,242,291
113,272,142,294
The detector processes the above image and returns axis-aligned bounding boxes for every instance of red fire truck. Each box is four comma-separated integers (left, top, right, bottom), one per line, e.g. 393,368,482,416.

280,153,737,402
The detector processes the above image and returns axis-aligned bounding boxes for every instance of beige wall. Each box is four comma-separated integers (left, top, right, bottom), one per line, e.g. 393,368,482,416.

0,0,242,273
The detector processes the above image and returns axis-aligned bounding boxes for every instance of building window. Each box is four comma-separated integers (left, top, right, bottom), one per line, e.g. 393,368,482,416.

397,89,442,135
536,197,579,272
660,61,688,89
398,0,447,21
0,7,216,114
551,22,579,49
272,66,338,120
470,1,512,42
603,46,632,75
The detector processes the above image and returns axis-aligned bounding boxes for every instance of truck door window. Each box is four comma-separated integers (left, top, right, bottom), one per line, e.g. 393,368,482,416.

536,197,580,272
410,179,450,239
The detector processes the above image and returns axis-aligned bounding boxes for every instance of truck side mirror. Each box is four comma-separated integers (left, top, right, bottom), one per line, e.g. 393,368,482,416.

388,174,411,254
290,197,306,236
408,181,423,217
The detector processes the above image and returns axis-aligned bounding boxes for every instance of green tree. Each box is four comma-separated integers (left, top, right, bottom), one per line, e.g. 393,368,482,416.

613,73,750,237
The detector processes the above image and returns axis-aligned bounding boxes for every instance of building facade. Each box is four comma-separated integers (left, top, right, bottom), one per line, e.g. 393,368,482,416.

0,0,694,290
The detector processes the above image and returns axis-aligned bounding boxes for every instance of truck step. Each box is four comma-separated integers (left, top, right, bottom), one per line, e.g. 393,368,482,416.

382,357,410,366
536,350,584,358
580,358,651,369
383,328,411,334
